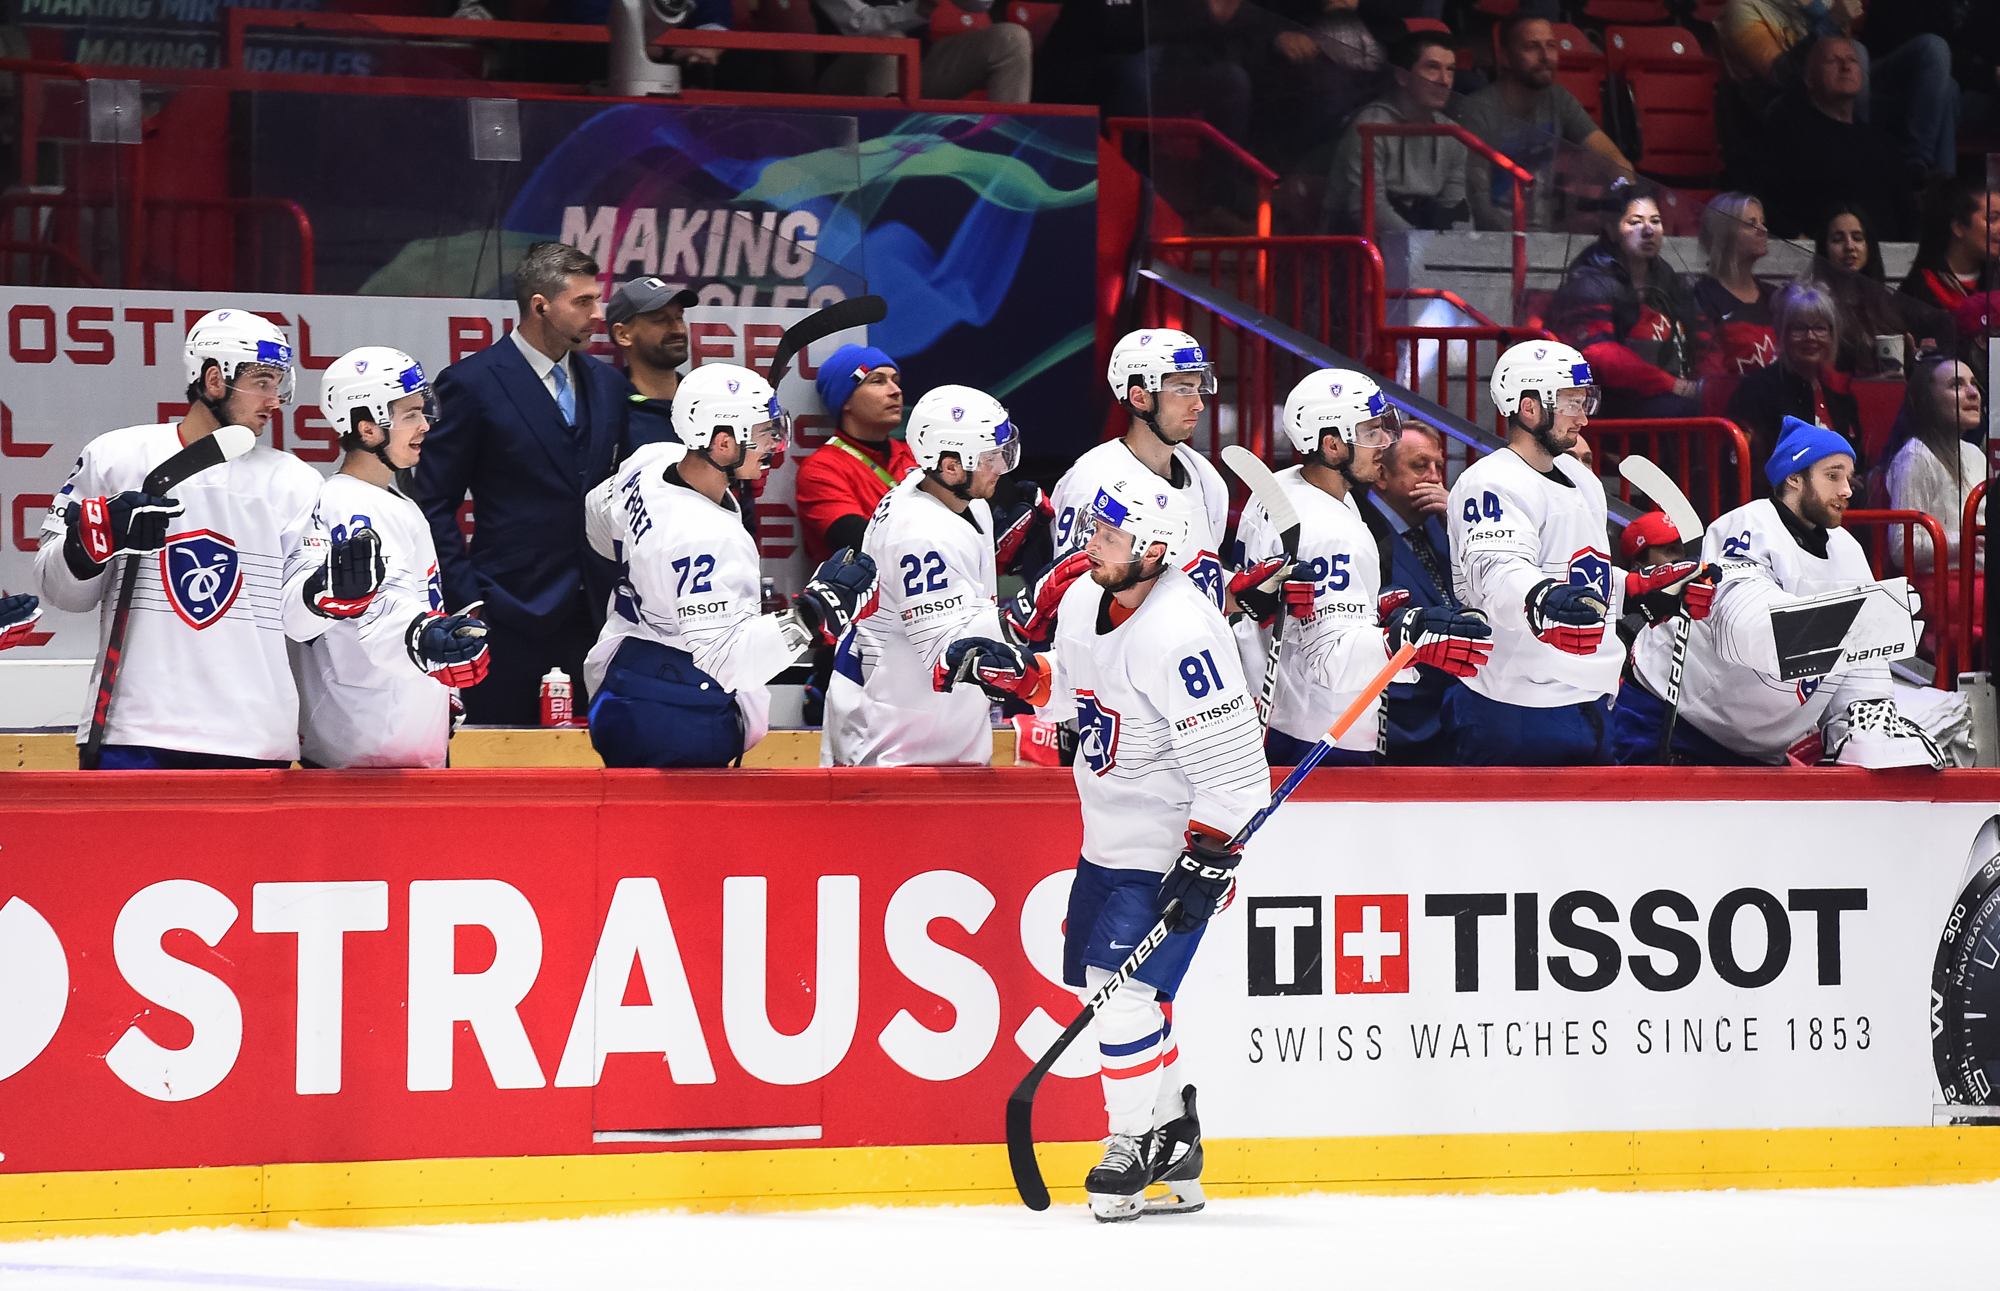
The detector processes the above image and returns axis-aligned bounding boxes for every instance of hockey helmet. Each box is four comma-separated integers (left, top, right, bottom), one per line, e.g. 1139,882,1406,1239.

322,347,433,447
906,385,1020,476
1490,340,1597,420
1088,474,1193,568
184,308,296,404
1106,329,1217,402
672,363,789,454
1281,369,1401,457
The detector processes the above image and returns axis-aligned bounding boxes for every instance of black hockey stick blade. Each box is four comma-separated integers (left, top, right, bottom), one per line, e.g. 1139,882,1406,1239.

765,294,888,388
80,425,258,770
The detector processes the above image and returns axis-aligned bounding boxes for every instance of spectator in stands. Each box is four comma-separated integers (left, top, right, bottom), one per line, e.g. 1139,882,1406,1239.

815,0,1030,103
1726,282,1862,489
1900,180,1999,319
606,277,697,452
1032,0,1148,119
417,241,629,725
1857,1,1975,177
1551,181,1717,419
1691,193,1778,377
1327,32,1468,234
1452,13,1632,233
794,343,916,565
1358,419,1460,765
1813,201,1955,378
1718,0,1859,121
1259,0,1390,176
1752,37,1919,242
1886,357,1987,576
1613,510,1686,650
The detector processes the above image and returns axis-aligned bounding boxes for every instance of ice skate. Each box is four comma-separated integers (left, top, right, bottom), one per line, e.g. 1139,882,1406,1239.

1085,1133,1149,1222
1142,1084,1205,1216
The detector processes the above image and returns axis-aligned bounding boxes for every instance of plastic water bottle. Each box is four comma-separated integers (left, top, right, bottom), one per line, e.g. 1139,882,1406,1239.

540,667,580,727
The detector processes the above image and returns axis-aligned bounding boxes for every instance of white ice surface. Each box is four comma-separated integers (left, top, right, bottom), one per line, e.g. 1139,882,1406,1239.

3,1183,1991,1290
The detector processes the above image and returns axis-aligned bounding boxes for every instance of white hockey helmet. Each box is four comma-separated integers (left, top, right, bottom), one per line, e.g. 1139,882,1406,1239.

906,385,1020,475
1088,474,1192,567
1490,340,1598,420
1106,328,1218,401
322,347,432,445
1281,369,1401,456
184,308,296,404
672,362,789,452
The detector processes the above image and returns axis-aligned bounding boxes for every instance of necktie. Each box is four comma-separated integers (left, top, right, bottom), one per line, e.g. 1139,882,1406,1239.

1405,523,1457,608
551,361,576,428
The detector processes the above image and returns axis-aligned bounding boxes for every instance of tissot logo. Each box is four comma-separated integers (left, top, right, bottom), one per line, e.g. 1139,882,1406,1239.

1247,897,1321,996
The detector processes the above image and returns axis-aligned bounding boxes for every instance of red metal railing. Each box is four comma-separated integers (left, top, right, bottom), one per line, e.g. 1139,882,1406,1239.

1358,122,1534,303
0,192,314,294
1585,417,1754,520
0,239,104,289
1845,509,1953,687
1107,117,1278,239
1963,479,1986,676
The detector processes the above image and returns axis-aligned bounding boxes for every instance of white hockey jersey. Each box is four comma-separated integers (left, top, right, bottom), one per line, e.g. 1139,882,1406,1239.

583,443,802,748
1237,468,1388,753
282,473,450,769
1447,448,1623,707
1630,498,1891,763
36,424,322,762
824,472,1002,767
1048,439,1231,608
1040,566,1269,874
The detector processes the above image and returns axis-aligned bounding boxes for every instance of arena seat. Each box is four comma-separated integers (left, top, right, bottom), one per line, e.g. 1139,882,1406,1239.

1605,26,1720,180
1005,1,1059,48
1580,0,1670,23
930,0,989,37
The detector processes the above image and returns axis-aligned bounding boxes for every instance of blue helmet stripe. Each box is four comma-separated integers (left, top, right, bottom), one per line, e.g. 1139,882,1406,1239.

397,365,426,393
1168,346,1207,367
1570,361,1592,386
256,339,292,366
993,418,1015,446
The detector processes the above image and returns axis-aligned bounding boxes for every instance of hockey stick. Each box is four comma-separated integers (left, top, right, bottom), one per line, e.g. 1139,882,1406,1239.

764,294,889,389
79,424,258,770
1220,445,1300,732
1006,639,1418,1212
1616,455,1705,766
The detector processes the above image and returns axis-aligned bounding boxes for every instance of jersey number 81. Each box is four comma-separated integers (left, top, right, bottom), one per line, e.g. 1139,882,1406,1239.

1178,649,1228,698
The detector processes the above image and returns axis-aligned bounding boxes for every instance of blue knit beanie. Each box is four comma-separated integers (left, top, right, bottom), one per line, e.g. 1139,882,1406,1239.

815,344,897,419
1765,416,1854,488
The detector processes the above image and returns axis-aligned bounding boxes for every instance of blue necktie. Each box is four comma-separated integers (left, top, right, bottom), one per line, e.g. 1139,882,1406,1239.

551,362,576,428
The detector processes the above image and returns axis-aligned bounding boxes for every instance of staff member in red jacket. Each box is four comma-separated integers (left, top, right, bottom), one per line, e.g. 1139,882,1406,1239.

795,344,918,564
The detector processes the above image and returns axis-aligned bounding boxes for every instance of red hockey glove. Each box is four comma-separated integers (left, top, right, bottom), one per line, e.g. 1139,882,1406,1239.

1625,560,1717,626
1230,556,1296,625
1004,549,1093,644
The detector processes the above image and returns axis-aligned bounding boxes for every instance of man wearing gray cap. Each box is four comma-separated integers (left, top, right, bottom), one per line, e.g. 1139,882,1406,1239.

608,276,700,454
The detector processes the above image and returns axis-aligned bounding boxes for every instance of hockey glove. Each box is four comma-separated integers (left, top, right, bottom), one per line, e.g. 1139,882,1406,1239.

1385,604,1494,678
301,527,386,620
1624,560,1717,626
935,636,1044,702
992,480,1055,575
1525,578,1608,655
1229,556,1298,625
793,547,880,647
1376,587,1412,626
0,593,41,650
1159,832,1241,934
62,492,183,579
407,611,490,688
1004,548,1093,644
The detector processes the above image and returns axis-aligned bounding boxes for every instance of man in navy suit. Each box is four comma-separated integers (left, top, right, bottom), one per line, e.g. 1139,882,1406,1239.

417,241,630,725
1359,420,1461,764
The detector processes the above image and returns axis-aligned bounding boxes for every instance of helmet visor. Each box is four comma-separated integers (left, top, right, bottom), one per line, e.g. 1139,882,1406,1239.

387,387,437,433
1159,368,1218,398
747,416,789,457
1552,385,1601,416
1350,408,1400,449
974,436,1021,475
231,361,296,405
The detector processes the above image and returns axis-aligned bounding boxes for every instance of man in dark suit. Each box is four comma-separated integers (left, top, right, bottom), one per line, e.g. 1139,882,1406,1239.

417,241,629,725
1359,420,1460,764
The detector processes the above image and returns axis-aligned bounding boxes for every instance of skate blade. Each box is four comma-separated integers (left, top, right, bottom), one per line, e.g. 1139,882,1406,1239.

1088,1191,1146,1223
1141,1179,1205,1216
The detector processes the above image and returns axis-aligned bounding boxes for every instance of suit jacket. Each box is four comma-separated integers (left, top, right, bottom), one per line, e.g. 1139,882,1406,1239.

1360,494,1459,753
417,338,628,638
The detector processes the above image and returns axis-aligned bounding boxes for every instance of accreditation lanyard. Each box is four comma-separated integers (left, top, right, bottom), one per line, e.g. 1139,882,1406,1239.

828,434,899,491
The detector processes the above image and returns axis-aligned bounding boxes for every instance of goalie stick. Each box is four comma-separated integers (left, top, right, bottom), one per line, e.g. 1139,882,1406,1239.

1220,445,1300,732
763,294,889,389
1616,454,1706,766
79,424,258,771
1005,639,1419,1212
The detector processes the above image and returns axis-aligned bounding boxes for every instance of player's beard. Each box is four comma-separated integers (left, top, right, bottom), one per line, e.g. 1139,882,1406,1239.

1799,479,1848,529
1522,402,1576,459
1090,552,1166,594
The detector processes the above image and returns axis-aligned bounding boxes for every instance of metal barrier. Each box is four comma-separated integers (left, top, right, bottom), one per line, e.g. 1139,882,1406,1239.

1963,479,1986,676
1845,508,1953,688
1107,118,1277,239
1358,122,1534,303
0,239,103,289
0,192,314,294
1584,417,1753,520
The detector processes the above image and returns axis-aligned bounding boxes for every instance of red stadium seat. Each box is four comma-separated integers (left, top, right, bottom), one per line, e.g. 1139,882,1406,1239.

1550,22,1604,71
1473,0,1517,14
1624,63,1720,178
1691,0,1726,22
1557,68,1605,126
931,1,989,37
1604,24,1714,76
1403,17,1451,34
1005,1,1059,48
1581,0,1670,22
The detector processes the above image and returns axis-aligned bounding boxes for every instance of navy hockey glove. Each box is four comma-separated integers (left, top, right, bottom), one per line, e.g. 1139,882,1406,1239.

62,491,183,578
793,547,880,646
992,480,1055,575
1525,578,1608,656
0,593,41,649
302,527,386,619
1229,556,1298,625
1385,604,1493,678
1159,832,1241,934
1004,548,1093,644
407,611,490,688
935,636,1043,702
1625,560,1718,625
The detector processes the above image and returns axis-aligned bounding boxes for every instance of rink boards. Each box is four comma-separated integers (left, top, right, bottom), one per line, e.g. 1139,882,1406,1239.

3,766,2000,1235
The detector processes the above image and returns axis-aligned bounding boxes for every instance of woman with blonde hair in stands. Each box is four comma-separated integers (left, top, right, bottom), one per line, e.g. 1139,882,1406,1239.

1886,357,1987,578
1726,281,1863,495
1692,192,1779,376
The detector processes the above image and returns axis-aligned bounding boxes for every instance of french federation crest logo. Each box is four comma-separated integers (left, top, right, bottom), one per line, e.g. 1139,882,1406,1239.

1074,692,1121,776
1534,346,1547,360
726,379,741,393
355,359,369,373
1567,547,1612,601
1139,334,1153,345
1330,382,1343,396
1156,493,1169,509
952,406,964,422
159,531,242,630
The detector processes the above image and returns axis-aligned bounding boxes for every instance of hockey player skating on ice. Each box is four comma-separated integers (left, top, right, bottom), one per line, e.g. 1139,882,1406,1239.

1445,340,1711,765
284,348,490,768
37,309,379,769
583,363,880,767
961,477,1266,1221
1237,371,1493,766
1612,417,1942,767
823,385,1021,766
